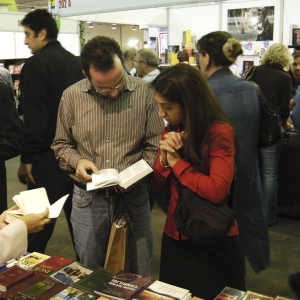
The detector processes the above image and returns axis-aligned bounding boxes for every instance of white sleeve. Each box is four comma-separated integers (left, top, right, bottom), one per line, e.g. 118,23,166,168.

0,219,27,264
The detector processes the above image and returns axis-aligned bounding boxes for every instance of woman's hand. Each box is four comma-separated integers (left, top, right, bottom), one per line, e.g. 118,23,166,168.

159,131,185,167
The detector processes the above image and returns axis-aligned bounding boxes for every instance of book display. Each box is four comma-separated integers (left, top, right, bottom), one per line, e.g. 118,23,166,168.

87,159,153,191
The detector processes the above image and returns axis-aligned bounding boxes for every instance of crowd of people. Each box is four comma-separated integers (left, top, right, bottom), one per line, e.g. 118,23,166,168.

1,8,299,299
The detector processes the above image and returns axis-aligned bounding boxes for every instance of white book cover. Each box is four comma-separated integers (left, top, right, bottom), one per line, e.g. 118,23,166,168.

87,159,153,191
5,188,68,223
145,280,190,300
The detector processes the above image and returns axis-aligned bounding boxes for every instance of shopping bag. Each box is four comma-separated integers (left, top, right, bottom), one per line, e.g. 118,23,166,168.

104,193,132,273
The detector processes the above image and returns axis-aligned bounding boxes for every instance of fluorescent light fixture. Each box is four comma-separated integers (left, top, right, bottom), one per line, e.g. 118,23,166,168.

132,25,139,30
86,21,91,24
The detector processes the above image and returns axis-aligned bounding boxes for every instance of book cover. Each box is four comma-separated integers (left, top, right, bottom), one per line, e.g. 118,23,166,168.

17,252,50,270
0,274,68,299
0,265,35,292
214,286,246,300
49,285,99,299
73,266,114,294
6,188,69,223
94,270,154,300
33,256,74,277
48,261,94,286
243,291,274,300
135,280,190,300
87,159,153,191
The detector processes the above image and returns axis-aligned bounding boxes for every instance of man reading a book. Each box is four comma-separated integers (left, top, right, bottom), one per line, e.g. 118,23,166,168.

52,36,165,276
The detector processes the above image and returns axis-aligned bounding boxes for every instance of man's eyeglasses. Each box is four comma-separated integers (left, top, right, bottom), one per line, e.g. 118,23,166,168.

95,73,125,95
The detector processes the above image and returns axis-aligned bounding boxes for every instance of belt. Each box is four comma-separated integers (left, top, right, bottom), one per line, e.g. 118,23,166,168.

74,180,118,196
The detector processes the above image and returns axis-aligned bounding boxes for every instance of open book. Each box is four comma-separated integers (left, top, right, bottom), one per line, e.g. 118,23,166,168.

5,187,69,224
86,159,153,191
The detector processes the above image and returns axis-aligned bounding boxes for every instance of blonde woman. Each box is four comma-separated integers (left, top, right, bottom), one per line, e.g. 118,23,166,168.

249,43,292,226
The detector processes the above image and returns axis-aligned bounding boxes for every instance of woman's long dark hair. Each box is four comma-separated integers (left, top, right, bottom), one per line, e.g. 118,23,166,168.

152,64,231,171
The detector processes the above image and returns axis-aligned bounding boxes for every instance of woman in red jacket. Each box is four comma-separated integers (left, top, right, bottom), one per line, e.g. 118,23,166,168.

151,64,245,299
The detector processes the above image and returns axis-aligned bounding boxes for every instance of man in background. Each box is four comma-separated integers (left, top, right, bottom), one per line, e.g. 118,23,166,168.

52,36,164,275
136,48,160,82
177,50,190,64
0,80,24,214
289,51,300,99
17,9,84,254
122,45,138,76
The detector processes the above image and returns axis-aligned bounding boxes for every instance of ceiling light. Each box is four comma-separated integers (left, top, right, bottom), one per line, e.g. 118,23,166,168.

89,23,93,28
30,6,34,10
112,24,116,29
86,21,91,24
132,25,139,31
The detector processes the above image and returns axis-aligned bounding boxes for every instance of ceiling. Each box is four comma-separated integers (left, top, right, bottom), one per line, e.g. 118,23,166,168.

15,0,48,13
14,0,224,14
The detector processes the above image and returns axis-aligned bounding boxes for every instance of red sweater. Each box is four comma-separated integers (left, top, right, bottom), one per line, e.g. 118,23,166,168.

152,122,239,240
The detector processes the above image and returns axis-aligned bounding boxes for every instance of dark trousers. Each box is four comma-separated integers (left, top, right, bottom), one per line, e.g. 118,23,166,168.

0,161,7,213
27,151,75,254
160,233,246,300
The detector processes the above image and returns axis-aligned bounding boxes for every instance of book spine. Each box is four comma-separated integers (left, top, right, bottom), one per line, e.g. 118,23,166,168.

6,273,34,290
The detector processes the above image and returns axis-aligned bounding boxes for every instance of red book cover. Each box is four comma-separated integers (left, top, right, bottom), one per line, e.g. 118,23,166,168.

33,256,74,277
0,265,35,292
94,270,154,300
0,274,68,299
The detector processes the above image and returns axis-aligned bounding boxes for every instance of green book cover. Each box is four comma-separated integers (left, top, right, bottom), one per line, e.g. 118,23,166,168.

73,266,114,294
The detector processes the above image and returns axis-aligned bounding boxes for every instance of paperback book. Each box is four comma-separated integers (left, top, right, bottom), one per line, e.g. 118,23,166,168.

33,256,74,277
17,252,50,270
0,274,68,299
73,266,114,294
5,187,69,223
49,285,99,299
94,270,154,300
87,159,153,191
214,286,246,300
136,280,191,300
48,261,94,286
0,265,35,292
243,291,274,300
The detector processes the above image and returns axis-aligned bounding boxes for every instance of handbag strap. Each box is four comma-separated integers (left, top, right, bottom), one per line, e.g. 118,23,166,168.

244,65,257,81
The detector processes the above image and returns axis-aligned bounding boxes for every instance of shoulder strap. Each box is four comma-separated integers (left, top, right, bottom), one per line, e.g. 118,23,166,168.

244,66,257,81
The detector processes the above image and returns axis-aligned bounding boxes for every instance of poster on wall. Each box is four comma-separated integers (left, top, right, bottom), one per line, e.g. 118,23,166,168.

158,32,168,61
227,6,274,42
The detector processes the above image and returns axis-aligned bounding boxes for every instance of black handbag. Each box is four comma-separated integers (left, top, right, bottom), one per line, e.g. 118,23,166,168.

245,66,282,148
173,183,235,252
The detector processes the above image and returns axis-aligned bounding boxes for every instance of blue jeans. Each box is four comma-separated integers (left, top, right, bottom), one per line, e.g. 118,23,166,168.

71,184,152,276
260,140,282,225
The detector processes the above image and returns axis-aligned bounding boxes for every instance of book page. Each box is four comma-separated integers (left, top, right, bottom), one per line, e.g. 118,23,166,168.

87,169,120,191
119,159,153,189
49,194,69,218
19,188,50,214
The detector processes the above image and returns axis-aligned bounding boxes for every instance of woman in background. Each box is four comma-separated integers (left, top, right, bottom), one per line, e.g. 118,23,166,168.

196,31,269,273
151,63,245,299
248,43,291,226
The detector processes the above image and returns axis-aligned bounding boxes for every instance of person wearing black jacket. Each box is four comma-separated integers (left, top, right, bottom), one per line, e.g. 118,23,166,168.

0,81,24,213
17,9,84,254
